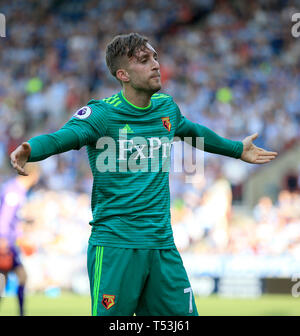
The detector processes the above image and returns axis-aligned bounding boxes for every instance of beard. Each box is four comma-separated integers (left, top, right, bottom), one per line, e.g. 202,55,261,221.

131,77,162,95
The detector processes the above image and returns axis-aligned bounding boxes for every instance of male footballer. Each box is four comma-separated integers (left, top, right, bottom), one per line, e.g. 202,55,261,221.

10,33,277,316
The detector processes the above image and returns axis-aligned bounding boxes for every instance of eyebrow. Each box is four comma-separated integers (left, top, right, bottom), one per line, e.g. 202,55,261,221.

138,50,158,59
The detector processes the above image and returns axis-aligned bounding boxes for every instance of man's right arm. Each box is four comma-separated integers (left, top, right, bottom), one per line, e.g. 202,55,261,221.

10,103,107,175
10,127,87,175
27,128,82,162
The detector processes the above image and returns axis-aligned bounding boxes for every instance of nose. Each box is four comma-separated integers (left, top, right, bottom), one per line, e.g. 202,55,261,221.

151,57,160,70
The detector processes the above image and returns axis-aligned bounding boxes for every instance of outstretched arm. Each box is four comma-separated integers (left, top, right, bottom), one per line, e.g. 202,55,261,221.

175,113,277,163
10,127,81,176
10,103,107,176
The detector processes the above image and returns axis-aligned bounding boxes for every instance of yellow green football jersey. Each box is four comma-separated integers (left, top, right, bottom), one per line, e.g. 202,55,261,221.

28,90,243,249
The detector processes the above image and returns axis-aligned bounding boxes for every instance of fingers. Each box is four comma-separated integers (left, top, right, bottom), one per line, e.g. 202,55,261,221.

10,158,28,176
255,153,277,164
241,139,278,164
257,148,278,156
9,142,31,176
250,133,259,141
257,153,277,159
255,159,275,164
10,151,28,176
257,154,277,161
257,155,277,162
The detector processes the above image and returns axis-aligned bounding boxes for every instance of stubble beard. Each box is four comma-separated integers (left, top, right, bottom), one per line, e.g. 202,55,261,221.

132,79,161,96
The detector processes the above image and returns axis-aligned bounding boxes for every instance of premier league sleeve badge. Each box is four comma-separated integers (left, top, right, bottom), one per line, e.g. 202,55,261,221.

73,106,92,119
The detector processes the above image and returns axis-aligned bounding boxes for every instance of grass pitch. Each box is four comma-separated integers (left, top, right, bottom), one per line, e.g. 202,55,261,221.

0,293,299,316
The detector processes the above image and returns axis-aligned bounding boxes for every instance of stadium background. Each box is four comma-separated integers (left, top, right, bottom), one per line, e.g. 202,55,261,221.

1,0,300,315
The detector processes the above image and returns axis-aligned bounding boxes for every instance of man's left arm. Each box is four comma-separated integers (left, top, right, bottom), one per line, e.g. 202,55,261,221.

175,109,277,164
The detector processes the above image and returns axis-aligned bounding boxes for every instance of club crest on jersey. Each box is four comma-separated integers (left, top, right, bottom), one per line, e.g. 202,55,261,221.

102,294,116,310
162,117,171,132
73,106,92,119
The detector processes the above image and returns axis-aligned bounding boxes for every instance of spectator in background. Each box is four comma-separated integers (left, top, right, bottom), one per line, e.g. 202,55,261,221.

0,163,40,316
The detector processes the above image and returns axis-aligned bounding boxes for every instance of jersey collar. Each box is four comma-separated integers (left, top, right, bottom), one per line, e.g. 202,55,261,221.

119,91,153,112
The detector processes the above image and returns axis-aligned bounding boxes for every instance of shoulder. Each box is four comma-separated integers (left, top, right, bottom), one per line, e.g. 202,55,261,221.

151,92,173,102
101,93,120,105
99,93,122,108
85,93,122,110
151,92,179,112
71,98,110,122
87,99,109,112
151,92,177,106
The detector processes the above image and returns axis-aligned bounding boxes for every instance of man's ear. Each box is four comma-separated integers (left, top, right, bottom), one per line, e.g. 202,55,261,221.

116,69,130,83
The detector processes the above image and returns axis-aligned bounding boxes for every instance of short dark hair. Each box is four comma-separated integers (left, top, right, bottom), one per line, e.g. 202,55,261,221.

105,33,148,79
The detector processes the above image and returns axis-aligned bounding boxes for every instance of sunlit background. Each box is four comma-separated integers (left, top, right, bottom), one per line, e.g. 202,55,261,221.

1,0,300,315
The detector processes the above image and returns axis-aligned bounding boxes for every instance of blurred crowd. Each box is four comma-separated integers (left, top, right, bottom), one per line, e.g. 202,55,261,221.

14,179,300,291
1,0,300,188
172,179,300,260
1,0,300,289
15,189,91,292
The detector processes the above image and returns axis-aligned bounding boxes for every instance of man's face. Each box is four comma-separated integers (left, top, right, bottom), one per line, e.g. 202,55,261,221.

124,43,161,93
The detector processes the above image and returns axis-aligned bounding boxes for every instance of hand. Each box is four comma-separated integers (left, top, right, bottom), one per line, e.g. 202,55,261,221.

241,133,278,164
10,142,31,176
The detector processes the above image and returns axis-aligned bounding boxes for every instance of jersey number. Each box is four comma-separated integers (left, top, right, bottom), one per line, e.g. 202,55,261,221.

184,287,193,313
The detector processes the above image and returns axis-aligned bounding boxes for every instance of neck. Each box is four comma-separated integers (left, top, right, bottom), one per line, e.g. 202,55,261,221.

122,86,152,108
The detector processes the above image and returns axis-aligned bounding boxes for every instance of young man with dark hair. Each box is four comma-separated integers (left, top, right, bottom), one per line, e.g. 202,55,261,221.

10,33,277,316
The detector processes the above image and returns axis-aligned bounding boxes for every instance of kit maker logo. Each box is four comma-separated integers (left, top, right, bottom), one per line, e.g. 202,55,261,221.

162,117,171,132
102,294,116,310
